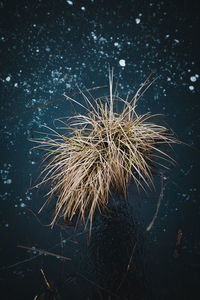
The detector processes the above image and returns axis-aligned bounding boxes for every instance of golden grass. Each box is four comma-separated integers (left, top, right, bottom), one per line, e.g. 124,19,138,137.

31,70,179,230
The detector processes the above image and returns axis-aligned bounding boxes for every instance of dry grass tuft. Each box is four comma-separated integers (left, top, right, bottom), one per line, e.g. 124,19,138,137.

31,70,179,230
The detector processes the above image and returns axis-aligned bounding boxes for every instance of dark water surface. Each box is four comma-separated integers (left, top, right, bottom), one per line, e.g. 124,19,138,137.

0,0,200,299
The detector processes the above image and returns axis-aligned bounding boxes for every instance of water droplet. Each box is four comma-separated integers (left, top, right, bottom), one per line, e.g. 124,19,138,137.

190,76,197,82
119,59,126,67
135,18,141,24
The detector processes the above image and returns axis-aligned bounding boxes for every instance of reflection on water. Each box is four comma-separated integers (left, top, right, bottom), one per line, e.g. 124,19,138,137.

89,198,151,299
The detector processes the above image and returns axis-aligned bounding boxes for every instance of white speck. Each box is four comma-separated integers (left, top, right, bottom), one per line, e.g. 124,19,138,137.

165,34,170,38
81,6,85,11
189,85,194,91
6,76,11,82
91,32,97,40
66,0,73,5
135,18,141,24
190,76,197,82
195,74,199,78
4,179,12,184
99,36,107,43
20,203,26,208
114,42,120,47
167,77,171,81
45,47,50,52
66,83,71,88
14,83,18,87
119,59,126,67
174,39,179,43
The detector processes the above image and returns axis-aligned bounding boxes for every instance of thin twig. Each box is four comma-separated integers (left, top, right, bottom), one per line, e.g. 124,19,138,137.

3,85,107,122
78,272,118,297
127,242,137,272
60,231,64,253
17,245,71,261
1,230,87,271
40,268,51,289
146,173,164,231
25,208,49,226
117,242,137,291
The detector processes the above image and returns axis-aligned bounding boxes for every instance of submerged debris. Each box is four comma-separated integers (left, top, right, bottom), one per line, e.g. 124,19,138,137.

17,245,71,261
173,229,183,259
34,269,62,300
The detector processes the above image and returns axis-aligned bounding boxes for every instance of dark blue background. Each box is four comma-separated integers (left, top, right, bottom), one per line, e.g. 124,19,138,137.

0,0,199,299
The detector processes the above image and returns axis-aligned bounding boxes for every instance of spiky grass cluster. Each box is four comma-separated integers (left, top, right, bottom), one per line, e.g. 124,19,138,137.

32,72,178,229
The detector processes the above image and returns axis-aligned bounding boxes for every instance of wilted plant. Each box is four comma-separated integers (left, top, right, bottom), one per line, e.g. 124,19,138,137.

32,70,179,231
